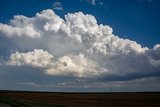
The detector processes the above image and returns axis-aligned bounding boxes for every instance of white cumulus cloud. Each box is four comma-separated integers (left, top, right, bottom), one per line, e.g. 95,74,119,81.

7,49,106,77
0,23,40,38
0,9,159,78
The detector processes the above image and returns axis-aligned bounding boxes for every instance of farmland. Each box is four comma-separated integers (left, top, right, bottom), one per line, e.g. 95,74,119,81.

0,90,160,107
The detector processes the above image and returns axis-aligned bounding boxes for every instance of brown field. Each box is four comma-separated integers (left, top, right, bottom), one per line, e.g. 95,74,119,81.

0,90,160,107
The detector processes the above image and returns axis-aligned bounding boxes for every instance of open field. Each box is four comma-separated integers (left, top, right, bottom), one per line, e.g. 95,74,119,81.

0,90,160,107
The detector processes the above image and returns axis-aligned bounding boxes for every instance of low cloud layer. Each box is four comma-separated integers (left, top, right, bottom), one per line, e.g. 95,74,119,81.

0,9,160,79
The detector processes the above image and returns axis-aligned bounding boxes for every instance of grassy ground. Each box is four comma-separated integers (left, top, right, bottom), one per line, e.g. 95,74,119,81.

0,90,160,107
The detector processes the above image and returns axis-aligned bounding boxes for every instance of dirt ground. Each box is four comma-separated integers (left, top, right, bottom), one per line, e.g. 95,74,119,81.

0,90,160,107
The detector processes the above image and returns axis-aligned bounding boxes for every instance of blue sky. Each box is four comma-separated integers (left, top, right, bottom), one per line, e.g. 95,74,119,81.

1,0,160,47
0,0,160,92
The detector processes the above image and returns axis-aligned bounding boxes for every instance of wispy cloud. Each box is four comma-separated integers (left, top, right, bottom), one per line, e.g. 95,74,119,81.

99,1,108,11
52,1,63,11
86,0,96,5
138,0,153,2
99,2,103,5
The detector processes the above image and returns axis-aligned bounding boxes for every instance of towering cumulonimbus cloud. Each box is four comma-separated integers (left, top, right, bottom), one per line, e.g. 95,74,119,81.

0,9,159,78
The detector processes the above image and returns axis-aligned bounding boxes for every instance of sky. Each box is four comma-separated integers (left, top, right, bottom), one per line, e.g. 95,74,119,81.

0,0,160,92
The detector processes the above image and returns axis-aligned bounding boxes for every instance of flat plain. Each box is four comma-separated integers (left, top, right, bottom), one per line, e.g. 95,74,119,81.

0,90,160,107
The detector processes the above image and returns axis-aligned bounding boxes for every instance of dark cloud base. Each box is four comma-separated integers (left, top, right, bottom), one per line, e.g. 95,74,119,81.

0,66,160,92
